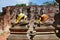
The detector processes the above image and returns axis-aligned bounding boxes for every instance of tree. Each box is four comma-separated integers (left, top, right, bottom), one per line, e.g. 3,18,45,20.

53,1,59,6
43,2,51,5
43,1,58,6
28,2,37,6
16,4,26,6
0,12,2,16
28,2,33,6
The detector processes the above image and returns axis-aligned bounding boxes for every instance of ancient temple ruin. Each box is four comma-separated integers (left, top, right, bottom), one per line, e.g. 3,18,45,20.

0,5,59,40
0,5,59,29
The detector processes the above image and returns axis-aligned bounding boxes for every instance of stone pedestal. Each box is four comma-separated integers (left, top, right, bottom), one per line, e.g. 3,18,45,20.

34,34,59,40
7,26,29,40
34,25,59,40
35,25,55,32
7,34,29,40
9,27,28,34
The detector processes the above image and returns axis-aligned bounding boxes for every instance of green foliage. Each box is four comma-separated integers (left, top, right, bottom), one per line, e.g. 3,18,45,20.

28,2,37,6
16,2,37,6
16,4,26,6
43,2,51,5
28,2,33,6
43,1,59,6
0,12,2,16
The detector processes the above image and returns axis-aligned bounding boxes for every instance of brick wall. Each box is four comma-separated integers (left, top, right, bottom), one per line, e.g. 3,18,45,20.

0,5,59,30
0,7,11,30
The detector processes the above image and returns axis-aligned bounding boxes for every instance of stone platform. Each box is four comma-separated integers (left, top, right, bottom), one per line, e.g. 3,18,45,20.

34,34,59,40
7,34,29,40
7,34,59,40
7,25,60,40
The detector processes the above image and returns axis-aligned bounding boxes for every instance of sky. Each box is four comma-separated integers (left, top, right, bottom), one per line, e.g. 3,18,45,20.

0,0,55,12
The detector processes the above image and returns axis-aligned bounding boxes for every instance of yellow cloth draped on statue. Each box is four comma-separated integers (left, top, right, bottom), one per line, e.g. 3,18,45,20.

16,13,27,23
